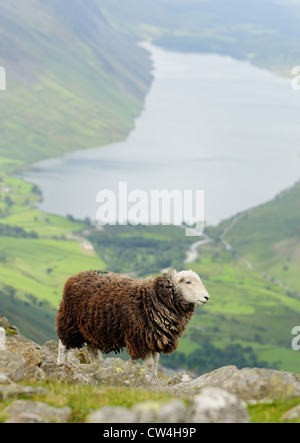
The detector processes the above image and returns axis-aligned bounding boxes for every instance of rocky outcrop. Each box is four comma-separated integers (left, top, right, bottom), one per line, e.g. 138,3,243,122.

173,366,300,403
1,314,300,423
0,351,25,382
87,388,250,424
5,400,72,424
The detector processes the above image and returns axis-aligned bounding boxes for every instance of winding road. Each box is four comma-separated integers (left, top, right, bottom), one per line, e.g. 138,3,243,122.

183,213,293,294
184,235,213,265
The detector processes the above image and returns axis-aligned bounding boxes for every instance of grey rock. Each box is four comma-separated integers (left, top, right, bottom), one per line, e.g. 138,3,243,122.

176,366,300,403
87,399,187,424
7,342,43,368
0,315,10,329
40,361,74,382
5,412,48,423
222,368,300,402
92,358,167,390
38,344,58,366
283,371,300,384
186,387,250,424
0,384,48,401
43,340,59,355
5,400,72,423
86,406,138,423
178,366,239,390
281,404,300,422
0,350,25,382
0,327,6,351
0,373,13,385
87,392,249,425
133,400,187,423
168,372,194,386
24,365,46,382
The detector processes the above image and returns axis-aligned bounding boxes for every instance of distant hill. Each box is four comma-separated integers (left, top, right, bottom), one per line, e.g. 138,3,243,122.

100,0,300,76
220,181,300,297
0,0,152,164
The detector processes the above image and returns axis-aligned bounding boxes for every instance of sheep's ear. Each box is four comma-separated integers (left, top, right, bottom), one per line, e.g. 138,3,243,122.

173,270,185,284
168,270,177,283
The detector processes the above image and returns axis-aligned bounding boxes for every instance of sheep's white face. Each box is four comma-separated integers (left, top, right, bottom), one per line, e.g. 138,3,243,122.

173,270,210,306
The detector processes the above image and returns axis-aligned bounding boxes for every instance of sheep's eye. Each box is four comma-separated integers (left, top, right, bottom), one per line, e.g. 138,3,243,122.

186,281,192,285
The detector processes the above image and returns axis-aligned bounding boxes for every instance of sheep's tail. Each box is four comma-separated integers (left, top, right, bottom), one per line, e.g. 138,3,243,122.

56,310,85,350
56,279,86,350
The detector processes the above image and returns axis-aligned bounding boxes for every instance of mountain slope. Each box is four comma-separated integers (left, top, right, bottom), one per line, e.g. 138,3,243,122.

100,0,300,76
0,0,153,341
220,181,300,297
0,0,152,164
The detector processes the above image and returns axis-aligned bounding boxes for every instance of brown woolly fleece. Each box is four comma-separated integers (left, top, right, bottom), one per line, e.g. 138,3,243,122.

56,271,195,360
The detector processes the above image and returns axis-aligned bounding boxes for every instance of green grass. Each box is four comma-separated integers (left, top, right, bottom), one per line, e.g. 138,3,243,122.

0,236,105,306
0,379,299,423
2,210,85,237
222,182,300,296
0,381,176,423
249,398,300,424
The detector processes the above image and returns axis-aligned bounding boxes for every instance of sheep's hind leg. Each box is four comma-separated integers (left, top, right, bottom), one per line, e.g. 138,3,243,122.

153,352,160,378
142,352,159,378
57,340,69,366
86,343,104,364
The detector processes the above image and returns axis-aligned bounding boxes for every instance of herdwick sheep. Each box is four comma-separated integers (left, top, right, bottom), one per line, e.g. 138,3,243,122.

56,270,210,377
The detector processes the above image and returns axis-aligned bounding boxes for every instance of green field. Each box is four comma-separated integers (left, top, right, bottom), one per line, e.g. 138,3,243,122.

0,172,106,342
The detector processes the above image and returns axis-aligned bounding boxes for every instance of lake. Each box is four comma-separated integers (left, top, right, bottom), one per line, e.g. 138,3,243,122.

23,43,300,226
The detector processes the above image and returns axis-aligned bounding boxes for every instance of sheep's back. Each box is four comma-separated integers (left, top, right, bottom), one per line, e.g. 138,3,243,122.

59,271,147,354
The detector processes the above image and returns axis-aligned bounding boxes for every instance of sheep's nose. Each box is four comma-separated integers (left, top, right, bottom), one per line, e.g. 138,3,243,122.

204,296,209,302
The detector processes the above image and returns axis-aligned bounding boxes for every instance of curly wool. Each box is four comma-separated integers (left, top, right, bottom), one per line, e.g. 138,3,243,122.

56,271,195,360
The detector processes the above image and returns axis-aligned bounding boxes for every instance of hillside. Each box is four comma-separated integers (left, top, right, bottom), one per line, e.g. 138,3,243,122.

0,0,152,163
219,181,300,297
100,0,300,76
0,0,153,341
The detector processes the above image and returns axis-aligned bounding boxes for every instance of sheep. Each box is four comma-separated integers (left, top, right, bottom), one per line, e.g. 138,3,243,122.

56,269,210,377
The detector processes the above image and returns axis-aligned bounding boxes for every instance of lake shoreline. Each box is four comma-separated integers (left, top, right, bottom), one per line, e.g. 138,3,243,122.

22,43,300,229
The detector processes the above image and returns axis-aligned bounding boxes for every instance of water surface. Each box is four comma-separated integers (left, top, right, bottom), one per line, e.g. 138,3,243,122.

23,43,300,226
